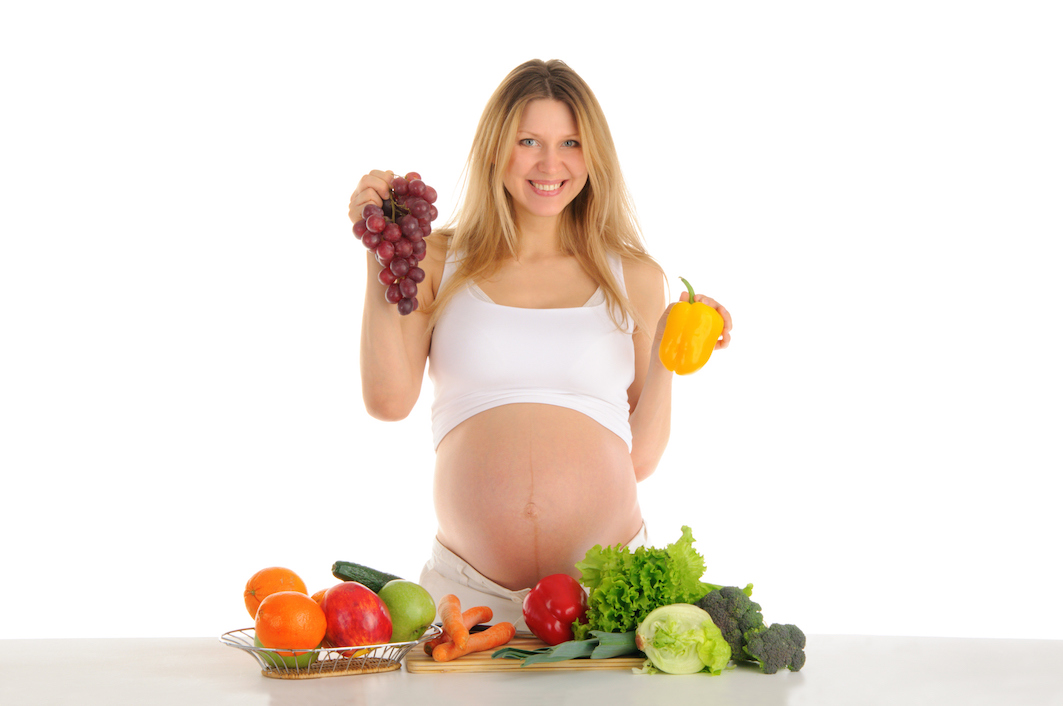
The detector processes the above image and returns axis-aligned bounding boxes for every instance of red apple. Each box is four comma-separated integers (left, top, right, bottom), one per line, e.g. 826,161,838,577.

320,581,392,654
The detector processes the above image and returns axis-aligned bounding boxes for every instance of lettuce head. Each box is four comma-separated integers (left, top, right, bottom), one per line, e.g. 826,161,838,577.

635,604,732,675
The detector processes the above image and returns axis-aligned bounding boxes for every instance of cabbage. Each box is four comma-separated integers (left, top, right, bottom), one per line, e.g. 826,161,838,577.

635,604,732,675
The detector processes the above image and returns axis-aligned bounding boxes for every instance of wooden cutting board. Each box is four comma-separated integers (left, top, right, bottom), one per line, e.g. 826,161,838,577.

405,636,645,673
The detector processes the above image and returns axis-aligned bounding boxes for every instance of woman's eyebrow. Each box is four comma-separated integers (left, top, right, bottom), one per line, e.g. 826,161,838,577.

516,130,581,140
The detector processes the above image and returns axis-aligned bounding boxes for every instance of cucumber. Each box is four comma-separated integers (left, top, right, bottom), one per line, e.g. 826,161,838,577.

331,560,403,593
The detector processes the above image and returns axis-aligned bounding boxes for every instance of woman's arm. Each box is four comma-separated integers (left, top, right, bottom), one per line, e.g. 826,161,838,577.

351,170,441,420
624,260,734,481
624,259,672,481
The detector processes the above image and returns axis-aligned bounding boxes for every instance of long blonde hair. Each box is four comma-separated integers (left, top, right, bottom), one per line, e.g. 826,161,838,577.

426,59,660,332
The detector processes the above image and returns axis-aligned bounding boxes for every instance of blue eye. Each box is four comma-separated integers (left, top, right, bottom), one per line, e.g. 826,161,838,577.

563,139,580,148
519,138,538,147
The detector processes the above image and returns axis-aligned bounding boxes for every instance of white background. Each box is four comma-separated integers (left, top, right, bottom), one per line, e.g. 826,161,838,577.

2,1,1060,641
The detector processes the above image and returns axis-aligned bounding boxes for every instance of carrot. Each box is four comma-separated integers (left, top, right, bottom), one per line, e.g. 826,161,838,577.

423,605,494,655
460,605,493,629
432,621,516,662
437,594,469,650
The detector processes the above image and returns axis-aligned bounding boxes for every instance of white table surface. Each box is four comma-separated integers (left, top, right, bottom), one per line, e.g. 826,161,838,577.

1,634,1060,706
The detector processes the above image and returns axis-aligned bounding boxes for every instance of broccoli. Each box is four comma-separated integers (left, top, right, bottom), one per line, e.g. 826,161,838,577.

743,623,806,674
695,585,806,674
695,585,763,658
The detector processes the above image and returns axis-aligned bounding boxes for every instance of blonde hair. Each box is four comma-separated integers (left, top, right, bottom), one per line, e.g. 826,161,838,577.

426,59,660,331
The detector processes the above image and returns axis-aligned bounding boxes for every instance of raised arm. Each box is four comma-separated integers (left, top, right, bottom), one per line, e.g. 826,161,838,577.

624,261,732,481
623,258,671,480
351,170,442,420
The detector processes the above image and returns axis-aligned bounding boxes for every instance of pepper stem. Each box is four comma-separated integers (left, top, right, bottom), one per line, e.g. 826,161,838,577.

678,276,696,302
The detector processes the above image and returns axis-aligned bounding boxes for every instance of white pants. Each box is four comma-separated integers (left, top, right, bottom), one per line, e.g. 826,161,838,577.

418,523,650,633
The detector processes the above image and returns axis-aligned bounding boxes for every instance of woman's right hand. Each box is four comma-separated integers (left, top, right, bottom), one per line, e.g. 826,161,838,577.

353,167,435,421
348,169,395,224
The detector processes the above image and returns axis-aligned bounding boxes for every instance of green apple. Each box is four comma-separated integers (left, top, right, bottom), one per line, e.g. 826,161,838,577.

254,635,318,669
378,579,436,643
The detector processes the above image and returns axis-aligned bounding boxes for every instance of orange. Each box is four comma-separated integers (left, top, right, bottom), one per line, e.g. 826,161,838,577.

244,567,307,619
255,591,327,656
311,587,330,605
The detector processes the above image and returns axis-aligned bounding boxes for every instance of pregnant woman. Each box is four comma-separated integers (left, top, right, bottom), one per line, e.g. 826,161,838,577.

349,59,731,626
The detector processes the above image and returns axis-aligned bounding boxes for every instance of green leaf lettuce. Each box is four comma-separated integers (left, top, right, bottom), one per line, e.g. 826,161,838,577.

573,526,713,640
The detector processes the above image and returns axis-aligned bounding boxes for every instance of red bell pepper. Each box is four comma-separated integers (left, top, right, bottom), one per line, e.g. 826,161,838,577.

522,573,589,646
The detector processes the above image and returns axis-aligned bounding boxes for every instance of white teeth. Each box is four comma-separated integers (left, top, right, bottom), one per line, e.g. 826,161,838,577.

532,181,562,191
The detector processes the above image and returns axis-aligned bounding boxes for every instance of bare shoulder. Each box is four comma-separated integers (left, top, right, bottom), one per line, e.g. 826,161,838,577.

621,254,667,308
421,232,451,302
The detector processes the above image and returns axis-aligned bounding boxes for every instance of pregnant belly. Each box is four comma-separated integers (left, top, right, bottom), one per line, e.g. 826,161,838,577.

433,404,643,590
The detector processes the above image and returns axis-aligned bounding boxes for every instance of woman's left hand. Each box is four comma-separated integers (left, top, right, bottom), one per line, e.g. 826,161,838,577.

652,292,732,352
683,291,731,350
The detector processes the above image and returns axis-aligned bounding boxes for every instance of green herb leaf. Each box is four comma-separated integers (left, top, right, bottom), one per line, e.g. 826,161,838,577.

520,639,598,666
491,647,553,660
589,631,639,658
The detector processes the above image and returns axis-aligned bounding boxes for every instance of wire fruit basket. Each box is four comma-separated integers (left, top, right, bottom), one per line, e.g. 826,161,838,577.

220,624,443,679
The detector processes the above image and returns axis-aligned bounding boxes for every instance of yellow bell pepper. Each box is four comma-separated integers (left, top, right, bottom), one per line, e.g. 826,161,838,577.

658,277,725,375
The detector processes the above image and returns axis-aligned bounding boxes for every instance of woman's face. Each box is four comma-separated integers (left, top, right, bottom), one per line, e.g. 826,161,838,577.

502,99,589,226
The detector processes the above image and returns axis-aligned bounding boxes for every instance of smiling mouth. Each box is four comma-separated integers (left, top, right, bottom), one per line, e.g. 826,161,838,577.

530,180,564,193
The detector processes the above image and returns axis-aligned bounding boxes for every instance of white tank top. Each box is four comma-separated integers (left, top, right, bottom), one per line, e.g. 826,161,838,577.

429,252,635,449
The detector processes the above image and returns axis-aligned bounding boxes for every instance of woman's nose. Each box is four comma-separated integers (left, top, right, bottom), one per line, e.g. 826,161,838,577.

538,147,561,172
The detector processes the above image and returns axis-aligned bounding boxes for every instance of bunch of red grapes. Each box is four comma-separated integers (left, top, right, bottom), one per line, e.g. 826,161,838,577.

353,171,439,315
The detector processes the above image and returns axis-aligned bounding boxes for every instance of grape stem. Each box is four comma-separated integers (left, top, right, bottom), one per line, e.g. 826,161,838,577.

385,189,412,221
